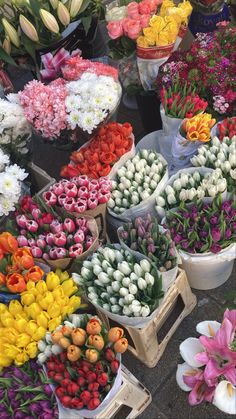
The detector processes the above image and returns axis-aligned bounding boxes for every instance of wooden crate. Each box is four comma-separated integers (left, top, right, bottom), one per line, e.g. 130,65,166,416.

68,366,151,419
97,269,197,368
27,162,55,196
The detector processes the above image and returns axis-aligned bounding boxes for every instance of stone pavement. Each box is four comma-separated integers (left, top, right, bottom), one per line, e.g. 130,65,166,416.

9,70,236,418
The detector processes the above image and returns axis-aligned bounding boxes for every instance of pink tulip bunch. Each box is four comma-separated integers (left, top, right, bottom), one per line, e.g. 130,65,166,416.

42,176,111,215
107,0,162,40
15,206,95,260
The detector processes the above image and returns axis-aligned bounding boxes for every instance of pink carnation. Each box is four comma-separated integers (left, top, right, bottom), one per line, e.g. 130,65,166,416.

127,2,140,19
62,56,118,81
123,18,141,39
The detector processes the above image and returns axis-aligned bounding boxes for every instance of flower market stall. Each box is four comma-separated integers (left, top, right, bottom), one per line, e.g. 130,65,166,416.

0,8,235,419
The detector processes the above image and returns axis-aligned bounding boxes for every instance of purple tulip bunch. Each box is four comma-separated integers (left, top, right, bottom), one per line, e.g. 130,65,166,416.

0,360,58,419
164,196,236,254
118,214,177,272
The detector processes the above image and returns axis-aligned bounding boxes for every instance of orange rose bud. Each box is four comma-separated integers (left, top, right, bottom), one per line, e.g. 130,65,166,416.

0,248,4,261
67,345,81,362
88,334,104,351
0,232,18,254
12,248,34,270
24,265,44,283
114,338,128,353
85,348,99,363
6,273,26,293
61,325,73,337
86,318,102,335
71,328,87,346
108,327,124,343
0,272,6,285
59,337,71,349
51,330,64,344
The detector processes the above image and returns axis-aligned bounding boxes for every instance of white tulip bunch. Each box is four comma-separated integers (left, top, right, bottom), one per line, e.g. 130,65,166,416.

156,168,227,215
191,136,236,192
108,149,167,214
73,246,163,318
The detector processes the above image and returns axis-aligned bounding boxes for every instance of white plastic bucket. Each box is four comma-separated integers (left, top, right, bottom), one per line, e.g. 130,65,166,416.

179,244,236,290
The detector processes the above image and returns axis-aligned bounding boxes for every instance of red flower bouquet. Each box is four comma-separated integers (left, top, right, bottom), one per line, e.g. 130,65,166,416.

217,117,236,140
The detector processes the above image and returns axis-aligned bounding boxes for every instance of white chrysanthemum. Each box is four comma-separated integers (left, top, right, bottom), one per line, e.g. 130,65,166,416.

67,110,80,130
79,111,96,134
80,72,98,82
0,150,10,171
91,96,104,109
0,195,16,216
94,109,108,123
0,173,21,197
65,95,79,112
5,164,28,181
101,93,118,111
6,93,20,104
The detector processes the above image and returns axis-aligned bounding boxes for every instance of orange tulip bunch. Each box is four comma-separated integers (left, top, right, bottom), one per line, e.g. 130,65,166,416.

0,232,45,294
181,113,216,143
38,316,128,411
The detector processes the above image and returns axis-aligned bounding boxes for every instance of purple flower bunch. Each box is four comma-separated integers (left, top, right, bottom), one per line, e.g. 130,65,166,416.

118,214,177,271
165,196,236,254
0,360,58,419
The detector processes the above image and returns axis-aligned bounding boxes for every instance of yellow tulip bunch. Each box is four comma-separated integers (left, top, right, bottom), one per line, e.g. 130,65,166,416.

181,113,216,143
0,270,81,369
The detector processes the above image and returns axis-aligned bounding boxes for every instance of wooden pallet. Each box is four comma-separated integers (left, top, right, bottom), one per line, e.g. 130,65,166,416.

60,366,152,419
97,269,197,368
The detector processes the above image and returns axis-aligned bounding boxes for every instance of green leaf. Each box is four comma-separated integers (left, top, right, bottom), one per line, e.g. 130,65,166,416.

81,16,92,35
0,47,17,66
29,0,41,17
79,0,91,14
21,32,36,64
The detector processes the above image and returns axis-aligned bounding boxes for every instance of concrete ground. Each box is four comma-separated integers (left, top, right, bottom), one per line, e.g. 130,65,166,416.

9,69,236,419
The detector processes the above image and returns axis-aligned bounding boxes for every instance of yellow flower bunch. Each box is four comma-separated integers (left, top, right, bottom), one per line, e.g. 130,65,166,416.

137,15,180,47
182,113,216,143
160,0,192,26
0,270,81,369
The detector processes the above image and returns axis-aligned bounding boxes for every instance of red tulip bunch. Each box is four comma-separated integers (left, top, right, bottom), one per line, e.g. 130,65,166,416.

217,117,236,141
15,196,96,260
42,176,111,215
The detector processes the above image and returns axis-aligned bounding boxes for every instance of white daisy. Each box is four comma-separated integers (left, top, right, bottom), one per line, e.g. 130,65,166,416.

5,164,28,181
67,110,80,130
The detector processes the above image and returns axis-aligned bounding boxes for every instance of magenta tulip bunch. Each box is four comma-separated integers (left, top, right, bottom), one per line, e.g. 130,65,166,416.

164,196,236,254
42,176,111,214
15,200,95,260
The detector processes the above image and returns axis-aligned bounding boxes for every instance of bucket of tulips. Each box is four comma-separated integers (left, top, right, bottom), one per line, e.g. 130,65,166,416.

14,195,99,270
211,117,236,141
159,79,208,159
0,269,81,369
60,122,135,179
42,176,111,240
176,309,236,415
191,136,236,195
155,167,228,218
107,149,168,231
0,360,59,419
117,215,178,292
163,195,236,290
37,314,128,417
0,232,50,303
171,113,216,169
73,245,164,328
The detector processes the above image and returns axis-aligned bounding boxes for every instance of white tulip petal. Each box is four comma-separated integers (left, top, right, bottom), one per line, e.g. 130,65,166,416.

213,381,236,415
179,337,205,367
196,320,221,337
176,362,199,392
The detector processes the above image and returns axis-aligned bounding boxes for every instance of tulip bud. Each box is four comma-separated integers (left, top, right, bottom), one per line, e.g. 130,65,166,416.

19,15,39,42
25,220,39,233
53,232,67,247
88,197,98,210
17,235,28,247
64,218,76,233
58,193,67,206
16,214,28,228
57,1,70,26
50,220,64,234
86,235,94,250
74,229,85,244
28,238,36,247
2,18,20,47
3,36,11,54
49,247,67,259
74,200,87,214
36,238,46,248
77,186,89,199
64,197,76,212
43,191,57,206
64,182,77,197
39,9,60,34
30,246,43,258
114,337,128,353
69,243,83,258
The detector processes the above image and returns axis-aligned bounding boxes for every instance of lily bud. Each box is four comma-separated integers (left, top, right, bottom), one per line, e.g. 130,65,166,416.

39,9,60,34
50,0,58,9
2,18,20,47
19,15,39,42
57,1,70,26
3,37,11,54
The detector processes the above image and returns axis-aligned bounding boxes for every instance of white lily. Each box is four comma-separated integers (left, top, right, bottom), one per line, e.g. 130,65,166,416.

176,362,200,391
179,337,205,368
213,381,236,415
196,320,221,337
